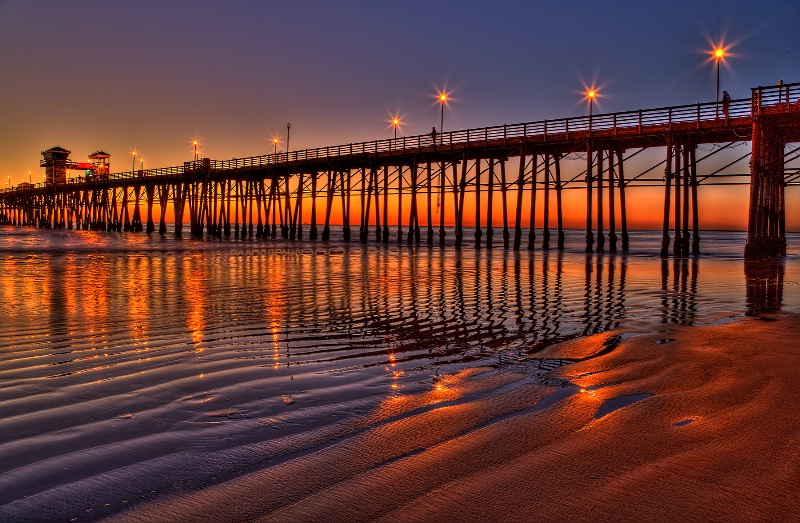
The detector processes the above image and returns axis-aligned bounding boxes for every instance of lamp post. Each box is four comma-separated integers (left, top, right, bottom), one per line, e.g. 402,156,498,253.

392,117,401,140
193,140,199,162
286,123,291,154
438,92,448,136
273,137,279,155
131,151,137,173
714,47,725,118
587,88,597,131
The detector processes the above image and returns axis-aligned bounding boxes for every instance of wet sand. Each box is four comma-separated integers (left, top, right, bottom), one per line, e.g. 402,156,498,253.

110,312,800,522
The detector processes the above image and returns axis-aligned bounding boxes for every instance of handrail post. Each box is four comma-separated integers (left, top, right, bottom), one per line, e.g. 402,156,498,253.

503,124,507,144
696,103,700,129
638,109,642,134
544,120,547,142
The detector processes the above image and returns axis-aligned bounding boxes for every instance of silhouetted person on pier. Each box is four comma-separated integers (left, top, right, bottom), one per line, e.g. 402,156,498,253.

431,127,437,147
722,90,731,124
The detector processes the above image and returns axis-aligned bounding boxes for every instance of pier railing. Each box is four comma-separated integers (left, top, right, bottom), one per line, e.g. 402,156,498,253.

3,81,798,193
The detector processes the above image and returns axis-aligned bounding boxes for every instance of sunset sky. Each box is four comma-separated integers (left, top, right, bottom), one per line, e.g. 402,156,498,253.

1,1,799,229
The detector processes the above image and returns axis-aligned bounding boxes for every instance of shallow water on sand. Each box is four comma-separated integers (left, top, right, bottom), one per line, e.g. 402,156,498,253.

1,226,799,521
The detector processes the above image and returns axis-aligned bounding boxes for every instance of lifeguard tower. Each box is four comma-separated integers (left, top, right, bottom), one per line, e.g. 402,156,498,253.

88,151,110,179
40,147,111,185
40,146,71,185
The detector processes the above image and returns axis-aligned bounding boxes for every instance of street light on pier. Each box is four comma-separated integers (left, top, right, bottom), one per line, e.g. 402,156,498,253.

286,123,291,153
192,140,199,162
437,91,449,135
391,116,402,140
273,137,280,155
586,88,597,131
131,150,138,173
713,46,725,118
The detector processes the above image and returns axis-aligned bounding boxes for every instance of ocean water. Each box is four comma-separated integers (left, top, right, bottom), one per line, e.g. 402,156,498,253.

1,226,798,521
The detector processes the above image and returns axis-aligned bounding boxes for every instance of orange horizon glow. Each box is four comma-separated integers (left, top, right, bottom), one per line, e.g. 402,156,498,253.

136,181,772,232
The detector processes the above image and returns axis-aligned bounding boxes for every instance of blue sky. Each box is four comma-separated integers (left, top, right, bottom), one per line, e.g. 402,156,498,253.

1,0,798,182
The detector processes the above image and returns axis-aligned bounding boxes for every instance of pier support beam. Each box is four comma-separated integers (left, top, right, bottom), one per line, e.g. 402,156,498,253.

585,143,594,253
660,142,673,258
745,117,787,259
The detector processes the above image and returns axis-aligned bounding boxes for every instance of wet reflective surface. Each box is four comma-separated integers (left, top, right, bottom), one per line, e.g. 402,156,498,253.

1,226,799,520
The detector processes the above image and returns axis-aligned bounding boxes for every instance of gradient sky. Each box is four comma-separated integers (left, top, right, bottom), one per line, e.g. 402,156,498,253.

1,1,799,228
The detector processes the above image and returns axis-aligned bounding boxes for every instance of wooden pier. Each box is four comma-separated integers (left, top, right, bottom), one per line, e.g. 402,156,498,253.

1,82,799,259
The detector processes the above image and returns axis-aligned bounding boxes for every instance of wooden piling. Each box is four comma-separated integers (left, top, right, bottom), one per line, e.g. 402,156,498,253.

439,161,447,246
673,144,682,256
397,165,404,244
474,157,482,249
555,154,564,250
456,156,468,247
322,170,334,241
681,145,691,255
596,150,604,253
660,142,673,258
382,165,390,243
617,150,629,252
528,154,538,251
608,150,617,253
585,143,594,253
513,153,525,250
427,162,434,246
500,160,509,248
542,153,550,250
310,171,318,240
486,157,494,249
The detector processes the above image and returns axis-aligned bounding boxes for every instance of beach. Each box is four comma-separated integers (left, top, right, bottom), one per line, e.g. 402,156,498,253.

1,228,799,522
109,313,800,522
